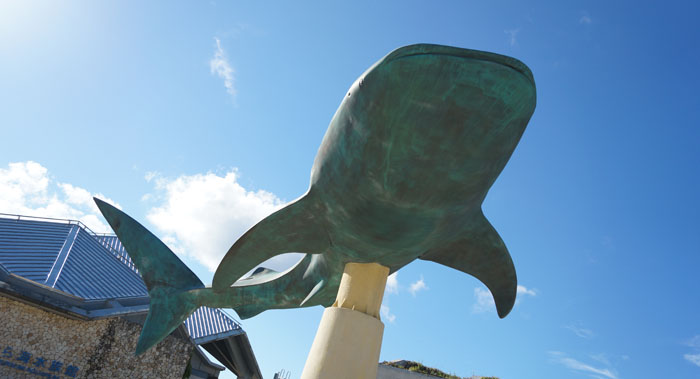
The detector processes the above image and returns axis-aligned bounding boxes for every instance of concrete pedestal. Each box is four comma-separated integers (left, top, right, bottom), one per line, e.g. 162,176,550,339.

301,263,389,379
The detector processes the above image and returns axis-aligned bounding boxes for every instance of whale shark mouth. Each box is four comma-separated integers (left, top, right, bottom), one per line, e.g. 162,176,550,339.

379,43,535,86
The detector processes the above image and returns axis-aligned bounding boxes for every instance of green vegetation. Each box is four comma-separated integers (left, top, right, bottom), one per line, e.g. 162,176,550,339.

380,360,499,379
405,361,459,379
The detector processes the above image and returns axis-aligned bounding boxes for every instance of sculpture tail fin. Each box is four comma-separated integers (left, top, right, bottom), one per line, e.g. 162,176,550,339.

133,288,199,355
94,198,203,355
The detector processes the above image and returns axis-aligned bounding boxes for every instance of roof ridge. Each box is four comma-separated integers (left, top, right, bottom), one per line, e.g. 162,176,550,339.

44,224,80,287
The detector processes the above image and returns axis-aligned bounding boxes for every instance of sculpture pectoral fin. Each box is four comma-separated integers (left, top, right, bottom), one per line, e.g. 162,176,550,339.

213,194,330,289
420,212,517,318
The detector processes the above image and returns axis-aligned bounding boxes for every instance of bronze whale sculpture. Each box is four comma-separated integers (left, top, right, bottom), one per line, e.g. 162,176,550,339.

95,43,536,354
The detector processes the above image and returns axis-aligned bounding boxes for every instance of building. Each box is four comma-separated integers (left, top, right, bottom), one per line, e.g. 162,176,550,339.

377,360,497,379
0,213,262,379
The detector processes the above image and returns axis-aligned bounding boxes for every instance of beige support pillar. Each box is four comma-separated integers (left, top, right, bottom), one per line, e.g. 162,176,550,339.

301,262,390,379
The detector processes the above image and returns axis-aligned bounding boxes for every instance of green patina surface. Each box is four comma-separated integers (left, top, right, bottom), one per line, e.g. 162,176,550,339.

95,43,536,355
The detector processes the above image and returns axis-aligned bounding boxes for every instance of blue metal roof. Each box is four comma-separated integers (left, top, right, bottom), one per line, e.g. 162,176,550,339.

187,306,243,342
0,213,241,340
0,216,73,282
55,229,148,299
96,234,139,273
0,215,148,299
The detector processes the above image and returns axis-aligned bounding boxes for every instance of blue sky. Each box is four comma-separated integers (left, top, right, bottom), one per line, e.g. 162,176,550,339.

1,1,699,378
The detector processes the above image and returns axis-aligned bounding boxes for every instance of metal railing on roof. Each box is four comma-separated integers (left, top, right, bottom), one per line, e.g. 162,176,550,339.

92,234,140,273
0,212,97,232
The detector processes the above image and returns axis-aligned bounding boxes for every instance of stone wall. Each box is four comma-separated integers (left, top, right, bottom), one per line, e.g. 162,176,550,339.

0,296,193,378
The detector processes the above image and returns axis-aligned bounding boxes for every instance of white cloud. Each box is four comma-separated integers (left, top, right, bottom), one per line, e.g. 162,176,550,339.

549,351,618,379
685,353,700,367
517,284,537,297
683,335,700,368
589,353,611,366
210,37,236,101
0,161,119,233
145,169,296,273
385,272,399,295
473,287,495,313
380,273,425,322
473,284,536,313
685,335,700,348
59,183,93,206
504,28,520,46
408,276,427,296
580,13,592,25
380,304,396,323
144,171,158,183
566,324,595,339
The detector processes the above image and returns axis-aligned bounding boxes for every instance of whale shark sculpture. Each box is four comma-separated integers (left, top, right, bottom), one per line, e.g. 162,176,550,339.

94,43,536,355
